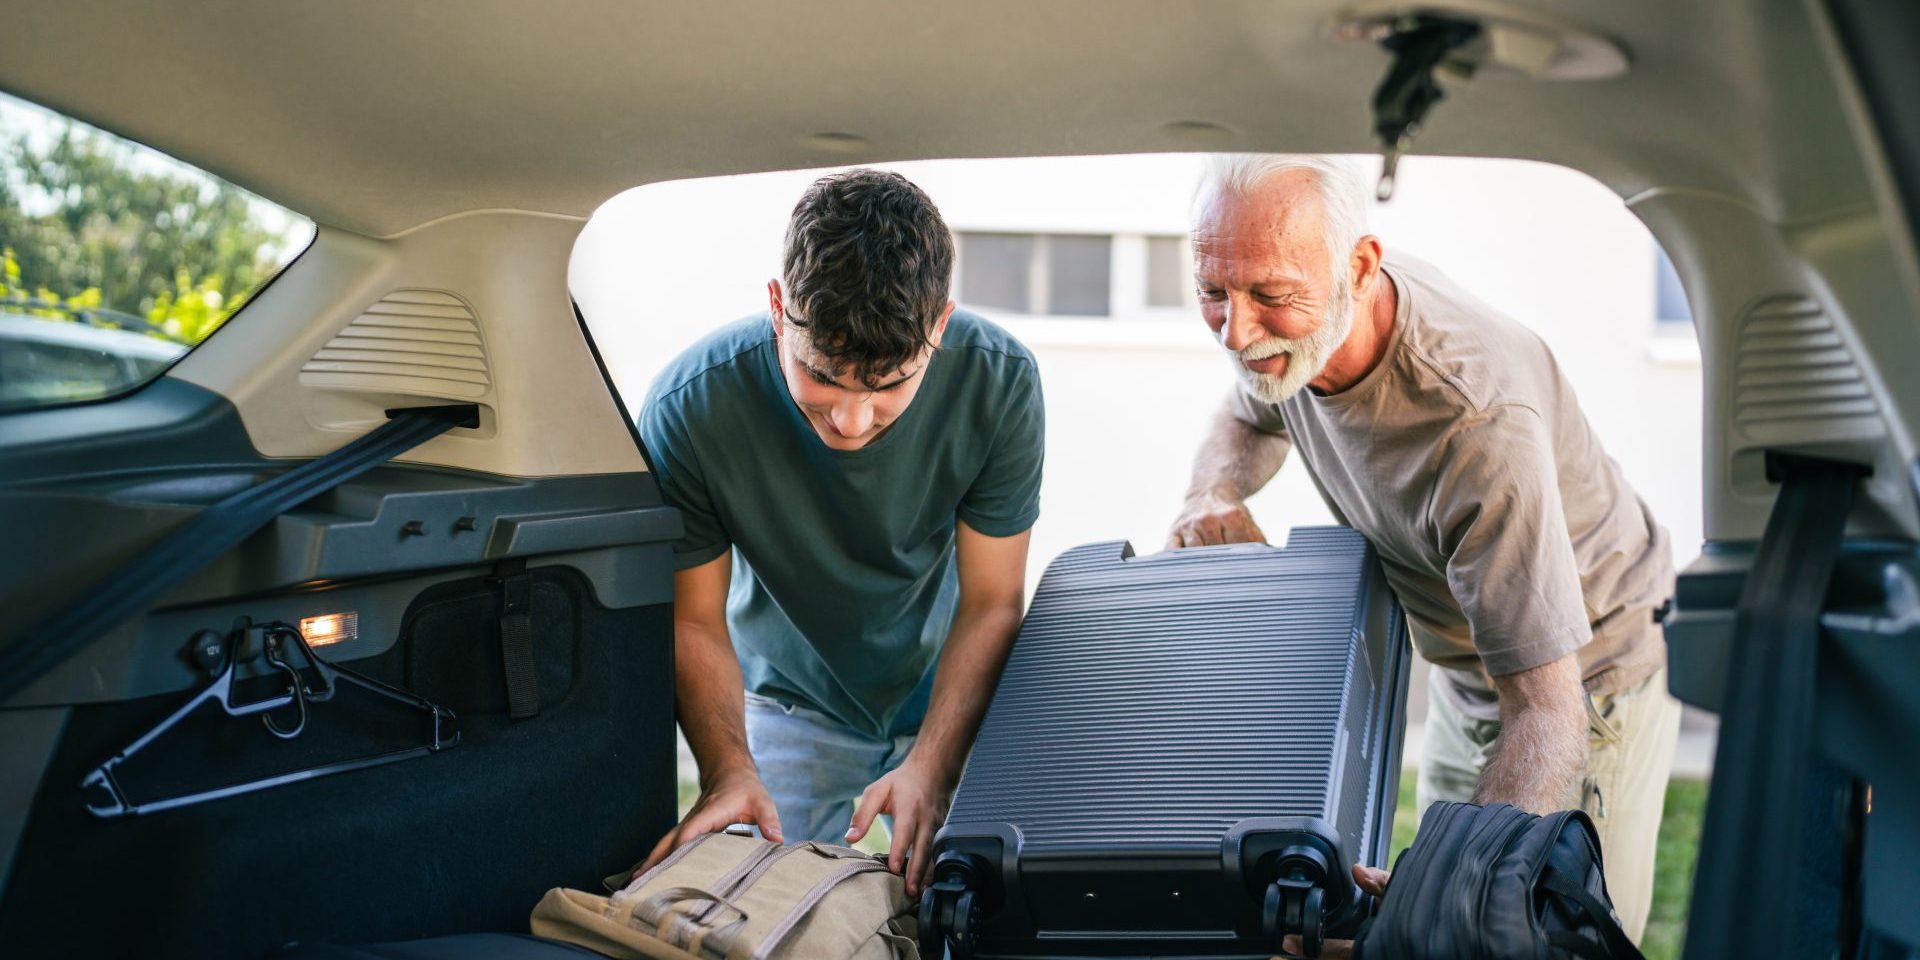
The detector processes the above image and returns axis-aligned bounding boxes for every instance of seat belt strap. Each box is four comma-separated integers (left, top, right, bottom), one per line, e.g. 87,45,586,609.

0,404,477,704
1684,453,1864,960
495,558,540,720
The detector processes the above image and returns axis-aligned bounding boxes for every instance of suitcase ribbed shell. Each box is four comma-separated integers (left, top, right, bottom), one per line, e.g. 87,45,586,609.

948,529,1384,855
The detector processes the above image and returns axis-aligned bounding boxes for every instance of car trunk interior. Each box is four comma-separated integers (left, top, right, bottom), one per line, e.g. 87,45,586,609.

0,212,683,956
1,0,1918,957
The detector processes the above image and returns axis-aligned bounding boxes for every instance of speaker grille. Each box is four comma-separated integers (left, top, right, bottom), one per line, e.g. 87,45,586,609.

301,290,491,400
1732,294,1880,445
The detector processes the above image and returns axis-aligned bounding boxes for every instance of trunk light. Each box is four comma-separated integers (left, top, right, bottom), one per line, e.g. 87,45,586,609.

299,612,359,647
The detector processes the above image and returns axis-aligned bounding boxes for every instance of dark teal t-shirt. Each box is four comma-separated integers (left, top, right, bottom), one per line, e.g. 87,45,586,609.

637,310,1044,740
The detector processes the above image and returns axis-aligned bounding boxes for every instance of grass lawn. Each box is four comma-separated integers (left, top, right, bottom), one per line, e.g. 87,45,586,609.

1387,771,1709,960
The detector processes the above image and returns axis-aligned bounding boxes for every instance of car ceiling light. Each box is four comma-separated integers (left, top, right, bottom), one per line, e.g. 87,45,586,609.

798,132,870,155
299,611,359,647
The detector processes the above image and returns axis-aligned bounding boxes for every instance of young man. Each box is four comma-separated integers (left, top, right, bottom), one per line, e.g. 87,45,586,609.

1168,155,1681,941
635,169,1043,896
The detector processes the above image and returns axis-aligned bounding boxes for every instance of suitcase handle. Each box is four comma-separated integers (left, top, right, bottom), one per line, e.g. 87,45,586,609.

1132,540,1282,561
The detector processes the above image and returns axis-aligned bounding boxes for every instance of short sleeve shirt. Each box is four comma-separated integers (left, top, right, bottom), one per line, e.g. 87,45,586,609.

1230,254,1672,713
638,310,1044,739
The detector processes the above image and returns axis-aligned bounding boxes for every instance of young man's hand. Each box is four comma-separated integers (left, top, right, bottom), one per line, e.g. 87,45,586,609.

1277,864,1391,959
636,767,784,877
845,755,956,897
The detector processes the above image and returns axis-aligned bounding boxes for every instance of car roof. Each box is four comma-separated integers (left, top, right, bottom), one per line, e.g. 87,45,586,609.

0,0,1876,237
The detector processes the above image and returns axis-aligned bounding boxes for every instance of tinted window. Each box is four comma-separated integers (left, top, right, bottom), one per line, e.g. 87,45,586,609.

956,231,1111,317
1046,234,1111,316
1654,246,1693,325
957,232,1034,313
1146,234,1191,309
0,92,313,412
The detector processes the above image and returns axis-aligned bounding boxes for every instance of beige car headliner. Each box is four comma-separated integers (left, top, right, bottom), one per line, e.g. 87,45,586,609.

0,0,1877,237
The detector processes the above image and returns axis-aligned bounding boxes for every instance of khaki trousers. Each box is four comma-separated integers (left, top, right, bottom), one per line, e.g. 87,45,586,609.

1415,666,1683,943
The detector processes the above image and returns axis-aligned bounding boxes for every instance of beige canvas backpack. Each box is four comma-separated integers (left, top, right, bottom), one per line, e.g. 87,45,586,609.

530,831,919,960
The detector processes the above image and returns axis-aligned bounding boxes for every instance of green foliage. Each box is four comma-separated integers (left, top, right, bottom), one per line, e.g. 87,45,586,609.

0,119,297,346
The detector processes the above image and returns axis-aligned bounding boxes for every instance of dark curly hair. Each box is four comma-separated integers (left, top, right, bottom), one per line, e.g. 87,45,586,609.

781,169,954,386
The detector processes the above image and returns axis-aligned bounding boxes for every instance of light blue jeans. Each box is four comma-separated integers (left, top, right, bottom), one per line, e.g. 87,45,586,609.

743,692,917,844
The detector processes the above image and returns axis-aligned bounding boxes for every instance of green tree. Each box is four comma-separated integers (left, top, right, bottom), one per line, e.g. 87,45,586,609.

0,120,302,345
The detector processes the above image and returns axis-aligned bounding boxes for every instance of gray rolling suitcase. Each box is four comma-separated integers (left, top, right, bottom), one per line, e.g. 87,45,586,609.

919,528,1411,959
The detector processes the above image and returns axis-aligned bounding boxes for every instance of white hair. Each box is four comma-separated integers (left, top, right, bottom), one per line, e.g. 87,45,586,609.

1194,154,1370,269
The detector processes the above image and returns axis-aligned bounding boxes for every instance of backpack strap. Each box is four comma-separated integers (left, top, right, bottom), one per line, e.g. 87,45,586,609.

1541,870,1646,960
1547,931,1622,960
745,859,891,960
630,884,750,955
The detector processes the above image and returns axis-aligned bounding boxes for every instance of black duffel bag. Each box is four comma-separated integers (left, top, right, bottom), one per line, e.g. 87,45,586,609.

1354,801,1644,960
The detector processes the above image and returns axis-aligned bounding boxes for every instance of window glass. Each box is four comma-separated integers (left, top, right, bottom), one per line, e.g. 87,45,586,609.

1146,234,1191,309
956,231,1112,317
1654,246,1693,325
1044,234,1111,316
0,91,314,413
956,232,1034,313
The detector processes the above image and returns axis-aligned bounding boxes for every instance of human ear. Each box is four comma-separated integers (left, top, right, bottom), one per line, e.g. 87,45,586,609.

1350,237,1385,295
928,300,956,349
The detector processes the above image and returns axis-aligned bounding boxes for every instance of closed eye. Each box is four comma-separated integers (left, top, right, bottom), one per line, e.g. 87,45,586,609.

863,368,923,392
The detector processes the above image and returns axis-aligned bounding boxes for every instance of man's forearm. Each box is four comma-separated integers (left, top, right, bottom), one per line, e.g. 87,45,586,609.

906,599,1024,779
675,620,757,785
1186,398,1289,503
1472,708,1587,812
1475,656,1589,812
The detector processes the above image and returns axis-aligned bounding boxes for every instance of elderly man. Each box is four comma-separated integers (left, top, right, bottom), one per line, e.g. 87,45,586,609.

1167,155,1681,941
637,169,1043,896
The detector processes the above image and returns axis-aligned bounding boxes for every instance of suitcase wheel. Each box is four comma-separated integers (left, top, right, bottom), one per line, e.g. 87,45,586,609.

919,880,977,959
1264,879,1326,958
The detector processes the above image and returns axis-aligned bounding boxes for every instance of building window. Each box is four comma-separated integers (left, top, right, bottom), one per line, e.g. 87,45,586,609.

956,232,1111,317
1046,235,1110,315
1145,235,1191,309
955,233,1034,313
1655,246,1693,325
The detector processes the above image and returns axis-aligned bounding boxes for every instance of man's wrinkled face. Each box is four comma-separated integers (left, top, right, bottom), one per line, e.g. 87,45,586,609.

1192,175,1355,403
774,322,935,452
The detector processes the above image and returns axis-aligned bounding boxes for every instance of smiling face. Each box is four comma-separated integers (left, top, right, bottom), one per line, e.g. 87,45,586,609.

771,287,949,451
1192,169,1358,403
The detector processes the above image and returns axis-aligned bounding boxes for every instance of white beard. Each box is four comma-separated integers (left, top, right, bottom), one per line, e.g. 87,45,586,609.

1229,281,1355,404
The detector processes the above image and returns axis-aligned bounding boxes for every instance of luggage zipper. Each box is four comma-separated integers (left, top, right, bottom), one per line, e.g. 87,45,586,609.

1467,809,1537,960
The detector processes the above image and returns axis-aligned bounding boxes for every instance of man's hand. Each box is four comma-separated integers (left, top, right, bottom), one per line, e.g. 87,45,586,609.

1167,491,1267,549
1169,397,1290,550
636,767,784,876
845,756,955,897
1277,864,1391,959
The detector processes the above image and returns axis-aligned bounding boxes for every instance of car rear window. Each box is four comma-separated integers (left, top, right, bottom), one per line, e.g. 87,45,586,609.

0,91,314,413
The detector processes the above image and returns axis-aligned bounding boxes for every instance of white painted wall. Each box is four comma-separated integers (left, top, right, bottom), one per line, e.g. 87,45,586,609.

569,154,1704,601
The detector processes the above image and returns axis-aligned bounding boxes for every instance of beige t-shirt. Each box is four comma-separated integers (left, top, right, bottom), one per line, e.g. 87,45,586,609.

1231,254,1672,714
